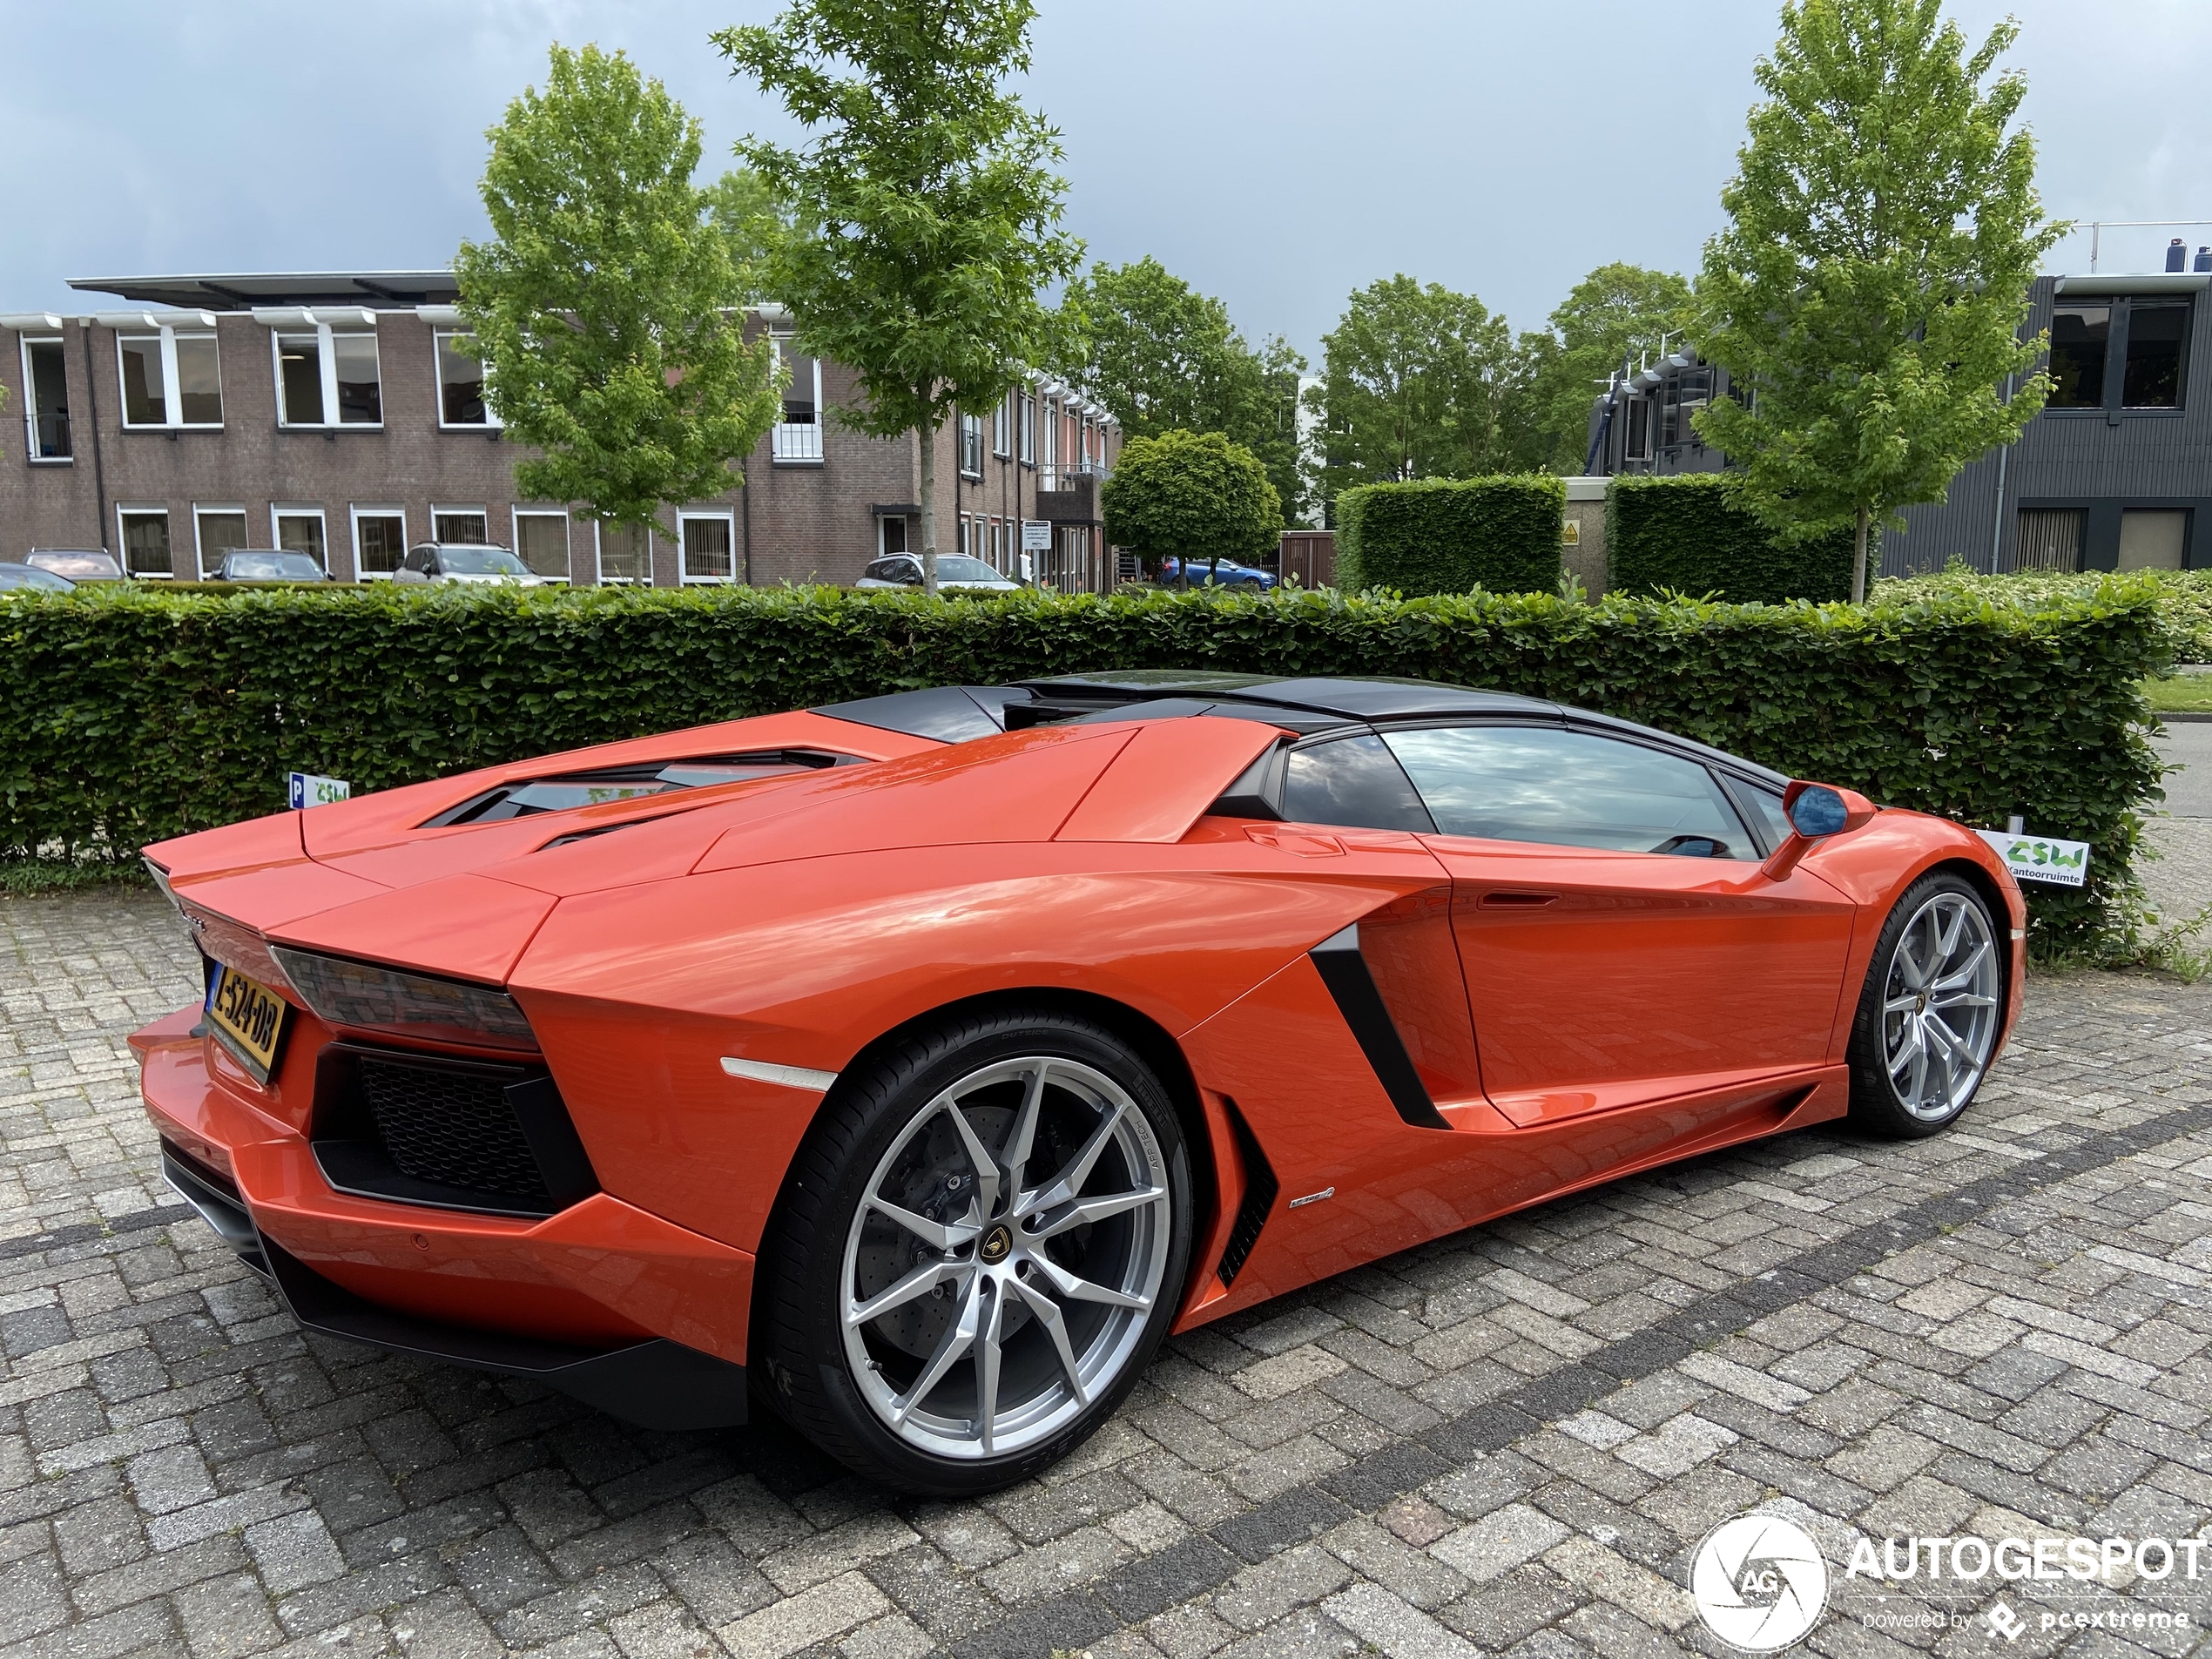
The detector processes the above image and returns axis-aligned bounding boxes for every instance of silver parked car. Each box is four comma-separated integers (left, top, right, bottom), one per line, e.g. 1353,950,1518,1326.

24,549,124,582
0,562,76,593
854,554,1022,592
393,543,557,587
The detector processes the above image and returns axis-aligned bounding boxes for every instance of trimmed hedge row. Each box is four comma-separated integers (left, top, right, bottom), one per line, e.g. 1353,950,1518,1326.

1878,566,2212,663
1336,475,1564,595
0,579,2168,954
1609,474,1855,603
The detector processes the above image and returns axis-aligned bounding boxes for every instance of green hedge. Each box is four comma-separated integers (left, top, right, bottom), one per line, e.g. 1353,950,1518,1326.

1878,566,2212,663
1336,475,1564,595
1609,474,1855,603
0,579,2168,954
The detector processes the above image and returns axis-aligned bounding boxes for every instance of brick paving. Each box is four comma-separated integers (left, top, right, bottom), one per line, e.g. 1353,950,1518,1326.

4,888,2212,1658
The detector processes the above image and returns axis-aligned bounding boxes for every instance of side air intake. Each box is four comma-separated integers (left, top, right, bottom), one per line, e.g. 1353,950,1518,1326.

1309,925,1452,1130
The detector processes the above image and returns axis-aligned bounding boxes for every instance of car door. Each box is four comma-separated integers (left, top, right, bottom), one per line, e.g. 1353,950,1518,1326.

1383,721,1858,1128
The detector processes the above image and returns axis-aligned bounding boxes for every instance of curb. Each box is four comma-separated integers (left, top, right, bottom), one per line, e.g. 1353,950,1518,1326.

2157,711,2212,723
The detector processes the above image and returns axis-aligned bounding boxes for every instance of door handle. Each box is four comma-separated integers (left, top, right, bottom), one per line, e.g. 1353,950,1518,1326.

1480,890,1559,907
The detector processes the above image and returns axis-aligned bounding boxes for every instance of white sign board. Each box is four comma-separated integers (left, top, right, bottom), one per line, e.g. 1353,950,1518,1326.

287,772,351,809
1977,828,2088,887
1020,519,1053,552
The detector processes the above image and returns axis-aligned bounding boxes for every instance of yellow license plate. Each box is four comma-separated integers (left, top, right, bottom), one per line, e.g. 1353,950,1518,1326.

205,962,289,1082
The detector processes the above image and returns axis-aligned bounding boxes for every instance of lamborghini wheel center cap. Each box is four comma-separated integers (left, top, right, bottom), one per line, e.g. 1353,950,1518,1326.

979,1224,1013,1264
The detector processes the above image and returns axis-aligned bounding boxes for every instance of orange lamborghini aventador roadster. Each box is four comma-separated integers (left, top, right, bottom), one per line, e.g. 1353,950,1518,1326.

134,672,2025,1494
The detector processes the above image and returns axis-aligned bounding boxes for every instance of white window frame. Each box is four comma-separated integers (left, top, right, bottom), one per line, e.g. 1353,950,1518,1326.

117,328,223,430
510,508,570,581
20,335,71,463
769,334,825,465
269,504,330,569
960,413,984,478
351,504,409,581
429,505,490,545
192,504,251,579
993,393,1011,458
677,509,737,585
434,330,500,429
592,520,655,586
115,503,173,580
272,323,383,429
1019,393,1035,466
878,515,908,558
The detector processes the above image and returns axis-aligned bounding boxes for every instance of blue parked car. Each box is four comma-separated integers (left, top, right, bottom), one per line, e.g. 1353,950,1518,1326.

1157,556,1278,590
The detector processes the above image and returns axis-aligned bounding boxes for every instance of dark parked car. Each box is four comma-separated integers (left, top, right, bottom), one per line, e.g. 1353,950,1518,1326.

0,562,76,593
217,550,335,584
24,550,124,582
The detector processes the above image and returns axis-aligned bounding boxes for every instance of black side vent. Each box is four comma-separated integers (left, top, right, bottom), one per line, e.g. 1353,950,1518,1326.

1310,924,1452,1130
311,1043,598,1218
1216,1097,1279,1287
422,750,848,829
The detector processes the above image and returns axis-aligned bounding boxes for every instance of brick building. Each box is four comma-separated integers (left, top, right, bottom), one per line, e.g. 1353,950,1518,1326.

0,271,1120,590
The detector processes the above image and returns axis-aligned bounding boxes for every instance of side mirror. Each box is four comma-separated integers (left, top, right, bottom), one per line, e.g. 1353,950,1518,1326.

1763,780,1877,878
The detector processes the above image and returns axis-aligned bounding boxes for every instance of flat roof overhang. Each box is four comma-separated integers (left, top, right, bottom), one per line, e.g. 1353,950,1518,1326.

68,271,460,310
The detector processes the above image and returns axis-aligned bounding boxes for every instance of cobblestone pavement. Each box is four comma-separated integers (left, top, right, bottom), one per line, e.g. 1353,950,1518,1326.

5,890,2212,1659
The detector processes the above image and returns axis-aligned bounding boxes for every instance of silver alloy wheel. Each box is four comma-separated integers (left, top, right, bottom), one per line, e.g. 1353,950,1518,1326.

839,1056,1172,1460
1881,891,2001,1121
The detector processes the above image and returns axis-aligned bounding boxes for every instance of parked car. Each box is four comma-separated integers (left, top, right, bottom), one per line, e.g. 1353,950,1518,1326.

139,671,2022,1496
394,543,555,587
0,562,76,592
24,549,124,582
1158,555,1278,590
855,554,1022,592
216,550,336,584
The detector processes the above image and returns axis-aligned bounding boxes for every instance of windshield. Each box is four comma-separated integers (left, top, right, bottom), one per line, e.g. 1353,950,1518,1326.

226,552,323,581
438,546,530,576
0,566,74,591
937,556,1008,583
27,551,121,578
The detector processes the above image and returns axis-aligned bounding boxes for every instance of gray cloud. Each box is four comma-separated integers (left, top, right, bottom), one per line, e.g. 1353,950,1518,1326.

3,0,2208,360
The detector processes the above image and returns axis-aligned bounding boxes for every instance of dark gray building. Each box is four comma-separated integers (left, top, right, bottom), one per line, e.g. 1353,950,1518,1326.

1586,271,2212,577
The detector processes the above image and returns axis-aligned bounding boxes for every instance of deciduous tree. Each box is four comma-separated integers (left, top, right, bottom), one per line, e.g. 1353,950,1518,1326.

1060,258,1307,522
1101,430,1282,586
1693,0,2064,600
1514,263,1693,474
1311,276,1520,519
455,44,781,534
721,0,1082,594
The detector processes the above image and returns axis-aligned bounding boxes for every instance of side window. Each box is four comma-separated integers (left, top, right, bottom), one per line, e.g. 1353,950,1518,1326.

1381,725,1756,858
403,548,430,573
1722,778,1794,856
895,558,923,586
1280,734,1434,833
860,559,892,581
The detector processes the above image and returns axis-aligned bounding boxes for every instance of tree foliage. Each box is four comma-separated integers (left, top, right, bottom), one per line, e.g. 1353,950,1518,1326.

702,167,786,303
1693,0,2065,599
1514,263,1693,474
1059,258,1307,523
720,0,1082,591
455,44,781,530
1311,276,1520,519
1100,429,1283,578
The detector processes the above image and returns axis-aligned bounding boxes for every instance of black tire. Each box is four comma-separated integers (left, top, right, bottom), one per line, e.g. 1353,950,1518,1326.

1844,872,2004,1138
754,1007,1192,1496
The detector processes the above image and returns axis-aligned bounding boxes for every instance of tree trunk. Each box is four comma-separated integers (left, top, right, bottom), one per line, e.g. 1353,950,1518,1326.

1851,504,1871,604
919,414,939,597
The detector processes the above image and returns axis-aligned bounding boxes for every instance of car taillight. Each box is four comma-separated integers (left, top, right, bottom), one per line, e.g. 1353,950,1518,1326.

266,946,539,1052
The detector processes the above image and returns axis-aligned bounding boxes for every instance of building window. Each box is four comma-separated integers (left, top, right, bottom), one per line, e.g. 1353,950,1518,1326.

2123,301,2189,408
961,413,984,477
2119,509,2188,570
273,507,327,567
879,515,908,557
1020,394,1036,465
1623,396,1650,462
433,509,488,544
2047,305,2110,408
117,507,172,578
20,337,71,460
435,333,495,426
2015,508,2083,572
513,510,570,580
118,330,222,428
597,522,651,584
993,394,1011,457
354,508,408,578
194,507,250,578
1041,397,1059,483
771,335,824,463
273,327,381,427
679,511,734,583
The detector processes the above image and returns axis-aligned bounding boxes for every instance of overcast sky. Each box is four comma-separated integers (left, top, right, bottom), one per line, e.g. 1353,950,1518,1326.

3,0,2209,362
